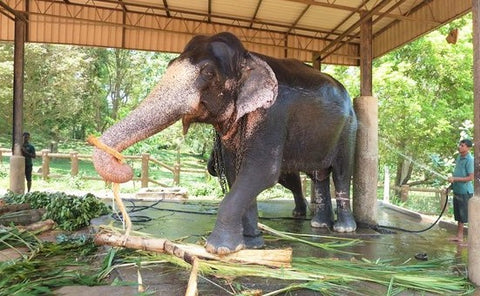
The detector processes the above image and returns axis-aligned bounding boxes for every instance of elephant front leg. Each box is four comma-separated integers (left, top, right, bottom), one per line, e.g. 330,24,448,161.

333,191,357,232
242,200,264,249
205,202,245,254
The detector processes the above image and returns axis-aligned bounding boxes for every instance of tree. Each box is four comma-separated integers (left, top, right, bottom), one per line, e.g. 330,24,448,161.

21,44,92,141
0,43,13,136
374,14,473,188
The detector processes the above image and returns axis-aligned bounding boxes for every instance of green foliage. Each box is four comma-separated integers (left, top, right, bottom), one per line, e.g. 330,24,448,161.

372,14,473,187
2,191,111,231
0,236,105,296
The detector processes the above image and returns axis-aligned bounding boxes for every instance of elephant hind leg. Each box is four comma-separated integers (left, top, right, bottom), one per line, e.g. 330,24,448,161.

331,131,357,232
309,169,334,228
333,190,357,232
278,172,307,217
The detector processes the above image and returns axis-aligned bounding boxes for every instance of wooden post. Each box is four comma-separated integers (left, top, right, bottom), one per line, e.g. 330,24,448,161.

173,163,180,185
9,15,26,194
469,0,480,286
383,166,390,203
352,13,377,226
41,149,50,180
439,190,448,213
312,52,321,71
400,184,409,202
141,153,149,188
360,12,373,97
70,151,78,176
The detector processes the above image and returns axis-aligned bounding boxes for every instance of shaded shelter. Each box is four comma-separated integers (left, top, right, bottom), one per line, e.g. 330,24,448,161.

0,0,479,285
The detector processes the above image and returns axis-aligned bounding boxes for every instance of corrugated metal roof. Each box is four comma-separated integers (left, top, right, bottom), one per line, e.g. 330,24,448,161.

0,0,471,65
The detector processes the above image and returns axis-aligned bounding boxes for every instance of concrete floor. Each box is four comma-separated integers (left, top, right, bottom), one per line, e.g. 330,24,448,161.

49,198,475,295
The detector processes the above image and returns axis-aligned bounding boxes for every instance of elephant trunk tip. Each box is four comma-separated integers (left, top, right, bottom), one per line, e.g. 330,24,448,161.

92,148,134,184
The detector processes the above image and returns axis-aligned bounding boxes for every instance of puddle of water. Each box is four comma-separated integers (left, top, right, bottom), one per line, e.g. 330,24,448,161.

104,199,464,264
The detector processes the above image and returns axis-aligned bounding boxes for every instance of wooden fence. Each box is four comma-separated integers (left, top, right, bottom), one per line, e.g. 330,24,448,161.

386,184,449,212
0,148,209,187
1,147,447,206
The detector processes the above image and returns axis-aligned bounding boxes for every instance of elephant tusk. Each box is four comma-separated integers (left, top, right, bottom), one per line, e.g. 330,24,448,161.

87,135,125,163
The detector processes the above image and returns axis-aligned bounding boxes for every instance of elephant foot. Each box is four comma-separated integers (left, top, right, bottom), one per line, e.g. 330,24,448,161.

310,210,333,228
244,234,265,249
205,227,245,255
292,207,307,218
333,208,357,232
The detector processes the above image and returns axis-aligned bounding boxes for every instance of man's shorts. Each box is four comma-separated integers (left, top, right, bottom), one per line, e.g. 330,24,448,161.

25,165,33,182
453,193,473,223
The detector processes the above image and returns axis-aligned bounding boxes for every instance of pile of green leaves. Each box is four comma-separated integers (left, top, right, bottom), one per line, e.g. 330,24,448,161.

2,191,111,231
0,234,108,296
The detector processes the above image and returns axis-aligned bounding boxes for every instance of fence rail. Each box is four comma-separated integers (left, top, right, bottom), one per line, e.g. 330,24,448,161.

0,148,209,187
1,147,446,206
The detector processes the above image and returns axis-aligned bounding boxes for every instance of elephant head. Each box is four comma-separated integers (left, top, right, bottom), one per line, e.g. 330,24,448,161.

93,32,278,183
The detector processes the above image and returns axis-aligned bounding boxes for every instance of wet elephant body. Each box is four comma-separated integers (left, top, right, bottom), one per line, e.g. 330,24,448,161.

92,32,357,254
208,138,308,218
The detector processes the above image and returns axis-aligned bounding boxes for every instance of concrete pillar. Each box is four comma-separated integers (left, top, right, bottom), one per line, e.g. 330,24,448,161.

9,155,25,194
469,0,480,286
353,96,378,225
468,198,480,285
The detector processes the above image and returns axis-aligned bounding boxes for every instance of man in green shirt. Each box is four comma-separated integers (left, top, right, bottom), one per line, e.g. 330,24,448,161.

447,139,474,243
21,132,36,192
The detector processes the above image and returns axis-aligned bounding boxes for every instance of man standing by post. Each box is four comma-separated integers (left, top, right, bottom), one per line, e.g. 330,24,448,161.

448,139,474,244
21,132,36,192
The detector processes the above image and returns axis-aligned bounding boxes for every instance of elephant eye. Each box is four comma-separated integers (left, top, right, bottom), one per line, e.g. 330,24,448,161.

200,65,216,81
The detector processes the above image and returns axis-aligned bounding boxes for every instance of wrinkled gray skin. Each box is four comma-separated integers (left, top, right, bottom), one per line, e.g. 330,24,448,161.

92,32,357,255
207,140,308,217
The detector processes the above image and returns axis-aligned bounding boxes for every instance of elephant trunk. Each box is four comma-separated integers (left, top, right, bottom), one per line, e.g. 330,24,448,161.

92,59,200,183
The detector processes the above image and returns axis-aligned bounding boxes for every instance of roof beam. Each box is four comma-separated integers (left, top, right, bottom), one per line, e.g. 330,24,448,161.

284,0,441,25
162,0,170,18
249,0,262,28
285,3,310,35
0,1,25,21
318,0,394,60
320,0,409,61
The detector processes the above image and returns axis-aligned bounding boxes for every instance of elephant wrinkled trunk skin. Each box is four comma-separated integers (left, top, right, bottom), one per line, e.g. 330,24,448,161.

92,59,201,183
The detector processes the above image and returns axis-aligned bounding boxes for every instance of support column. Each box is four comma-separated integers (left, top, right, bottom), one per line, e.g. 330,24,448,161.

312,53,321,71
468,0,480,286
9,15,26,194
353,13,377,225
353,96,378,225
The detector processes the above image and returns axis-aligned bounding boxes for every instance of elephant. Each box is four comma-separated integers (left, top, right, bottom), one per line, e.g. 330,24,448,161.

207,135,308,217
92,32,358,255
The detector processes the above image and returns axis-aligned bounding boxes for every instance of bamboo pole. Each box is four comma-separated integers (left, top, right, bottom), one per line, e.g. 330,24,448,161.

94,228,292,268
185,256,199,296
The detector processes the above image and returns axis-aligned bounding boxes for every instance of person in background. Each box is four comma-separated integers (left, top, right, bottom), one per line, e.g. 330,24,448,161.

447,138,474,244
21,132,36,192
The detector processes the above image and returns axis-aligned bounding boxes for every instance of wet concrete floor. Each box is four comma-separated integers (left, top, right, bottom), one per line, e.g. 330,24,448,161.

56,199,472,295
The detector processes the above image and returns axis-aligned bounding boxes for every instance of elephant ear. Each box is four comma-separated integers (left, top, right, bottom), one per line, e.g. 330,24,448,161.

236,53,278,121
